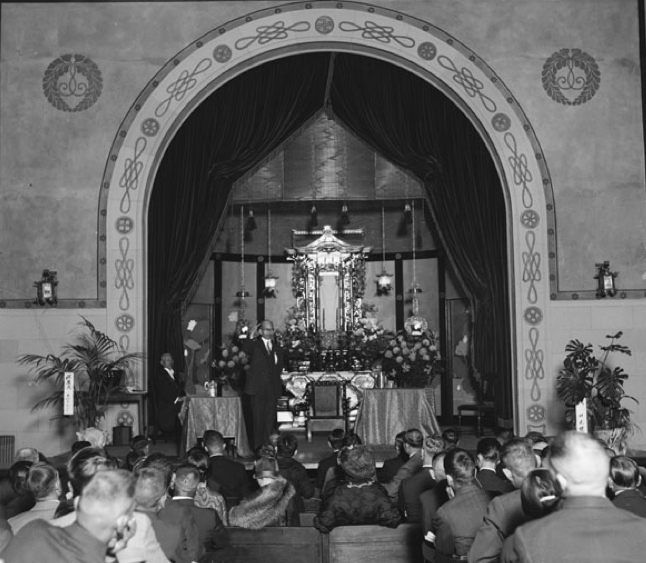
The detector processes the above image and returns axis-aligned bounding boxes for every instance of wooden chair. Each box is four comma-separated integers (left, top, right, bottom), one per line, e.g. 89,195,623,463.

457,372,495,437
305,380,348,443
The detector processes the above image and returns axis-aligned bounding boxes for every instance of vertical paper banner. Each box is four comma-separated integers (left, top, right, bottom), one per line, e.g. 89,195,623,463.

575,399,588,433
64,372,74,416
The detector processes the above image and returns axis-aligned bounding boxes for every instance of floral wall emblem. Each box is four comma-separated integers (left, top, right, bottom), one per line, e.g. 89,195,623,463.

542,48,600,106
42,54,103,112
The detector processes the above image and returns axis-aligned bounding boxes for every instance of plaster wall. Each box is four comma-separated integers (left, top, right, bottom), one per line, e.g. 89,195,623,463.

0,0,645,455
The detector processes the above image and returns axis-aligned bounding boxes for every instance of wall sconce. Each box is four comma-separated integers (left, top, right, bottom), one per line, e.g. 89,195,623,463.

594,261,618,298
35,269,58,306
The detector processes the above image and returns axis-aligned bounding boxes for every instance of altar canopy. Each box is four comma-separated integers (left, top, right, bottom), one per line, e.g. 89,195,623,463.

148,52,512,423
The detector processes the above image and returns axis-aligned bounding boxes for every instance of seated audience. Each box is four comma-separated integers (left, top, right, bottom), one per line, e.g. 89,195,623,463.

0,461,35,519
141,452,175,492
609,455,646,518
475,437,514,495
399,435,444,523
383,428,425,500
70,440,92,455
50,446,169,563
519,467,562,519
159,464,229,558
428,448,492,563
316,428,345,492
203,430,250,507
186,446,228,525
378,430,408,483
495,427,514,446
503,431,646,563
314,445,400,533
321,431,365,496
441,428,459,450
525,431,549,467
135,467,200,563
229,456,297,528
421,451,450,563
276,434,315,517
8,462,61,533
469,438,537,563
2,470,137,563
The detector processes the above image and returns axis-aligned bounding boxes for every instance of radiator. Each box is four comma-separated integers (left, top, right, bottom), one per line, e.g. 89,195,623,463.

0,436,15,468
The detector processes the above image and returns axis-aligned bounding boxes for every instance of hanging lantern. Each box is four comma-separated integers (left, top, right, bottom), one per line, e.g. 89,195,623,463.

310,204,318,227
236,206,250,311
246,208,257,231
376,203,393,295
264,205,279,297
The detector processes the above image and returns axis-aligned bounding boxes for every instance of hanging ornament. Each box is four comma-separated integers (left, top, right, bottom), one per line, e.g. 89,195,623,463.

376,203,393,295
264,205,279,297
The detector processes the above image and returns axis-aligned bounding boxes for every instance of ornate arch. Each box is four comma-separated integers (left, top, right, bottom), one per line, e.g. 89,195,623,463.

102,1,552,434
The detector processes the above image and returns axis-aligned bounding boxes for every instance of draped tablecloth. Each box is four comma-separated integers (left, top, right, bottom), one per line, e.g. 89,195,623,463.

353,388,441,446
180,397,252,457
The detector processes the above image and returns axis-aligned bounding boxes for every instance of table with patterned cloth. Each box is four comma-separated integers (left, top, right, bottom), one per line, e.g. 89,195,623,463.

353,388,441,446
180,397,253,457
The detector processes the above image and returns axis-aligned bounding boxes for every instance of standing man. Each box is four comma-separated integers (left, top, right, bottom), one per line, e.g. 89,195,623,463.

154,352,185,442
242,320,284,451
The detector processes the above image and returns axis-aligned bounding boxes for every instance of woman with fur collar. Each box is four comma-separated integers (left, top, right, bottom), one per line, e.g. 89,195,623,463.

228,456,296,529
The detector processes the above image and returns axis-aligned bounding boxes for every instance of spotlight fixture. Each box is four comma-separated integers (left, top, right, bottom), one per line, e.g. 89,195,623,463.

340,202,350,226
310,204,318,227
246,208,257,231
594,261,618,298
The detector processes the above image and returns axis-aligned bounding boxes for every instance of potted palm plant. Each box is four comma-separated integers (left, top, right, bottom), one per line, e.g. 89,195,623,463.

556,331,636,453
18,317,143,430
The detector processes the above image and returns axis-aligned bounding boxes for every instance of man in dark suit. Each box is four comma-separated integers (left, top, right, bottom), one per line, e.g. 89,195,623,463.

469,438,537,563
203,430,250,507
428,448,492,563
316,428,346,492
609,455,646,518
154,352,186,439
475,438,514,496
242,320,284,451
159,464,229,560
399,435,444,522
504,431,646,563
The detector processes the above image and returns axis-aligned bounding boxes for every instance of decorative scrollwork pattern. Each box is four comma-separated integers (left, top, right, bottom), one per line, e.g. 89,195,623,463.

235,21,311,50
523,306,543,326
339,20,415,48
524,327,544,402
115,237,134,311
155,58,212,118
522,231,541,304
213,45,232,63
437,56,497,112
520,210,540,229
542,48,600,106
141,118,160,137
119,137,146,214
504,133,533,209
417,42,437,61
42,54,103,112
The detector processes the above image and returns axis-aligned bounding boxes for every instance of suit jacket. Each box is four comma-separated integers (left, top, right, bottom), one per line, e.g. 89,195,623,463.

383,450,423,500
243,338,284,397
476,469,514,496
399,467,436,523
159,497,229,554
140,508,199,563
612,488,646,518
378,454,407,483
431,483,492,563
317,452,339,491
206,455,251,505
154,366,185,433
468,489,531,563
504,496,646,563
421,480,451,563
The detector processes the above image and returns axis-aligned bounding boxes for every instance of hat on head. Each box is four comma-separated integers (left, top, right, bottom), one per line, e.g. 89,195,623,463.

340,446,376,482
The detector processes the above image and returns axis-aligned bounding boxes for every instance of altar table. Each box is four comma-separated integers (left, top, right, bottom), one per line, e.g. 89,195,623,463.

180,396,252,457
353,388,441,446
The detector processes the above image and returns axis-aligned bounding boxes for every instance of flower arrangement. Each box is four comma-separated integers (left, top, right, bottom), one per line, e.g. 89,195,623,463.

210,321,252,390
279,305,317,368
381,328,442,388
349,305,393,369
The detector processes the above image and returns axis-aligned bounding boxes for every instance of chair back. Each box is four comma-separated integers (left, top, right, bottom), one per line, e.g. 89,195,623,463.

310,380,346,418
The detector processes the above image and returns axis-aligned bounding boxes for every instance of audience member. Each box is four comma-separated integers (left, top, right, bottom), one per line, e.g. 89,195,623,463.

135,467,200,563
475,438,514,495
519,467,562,519
383,428,425,500
441,428,459,450
141,452,174,492
159,464,229,559
399,435,444,522
8,462,61,533
203,429,250,507
2,470,137,563
314,446,400,533
469,438,537,563
276,434,315,517
186,445,228,524
503,431,646,563
377,430,408,483
0,461,35,519
14,448,41,464
50,446,168,563
428,448,492,563
421,451,450,563
70,440,92,455
524,431,549,467
609,455,646,518
229,456,297,528
316,428,345,492
495,427,514,446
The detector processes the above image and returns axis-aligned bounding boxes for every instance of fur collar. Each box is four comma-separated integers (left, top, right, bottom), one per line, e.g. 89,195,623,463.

228,476,295,529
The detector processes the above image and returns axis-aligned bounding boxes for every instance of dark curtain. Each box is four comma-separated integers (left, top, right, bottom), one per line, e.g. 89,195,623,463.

148,54,330,423
329,54,512,420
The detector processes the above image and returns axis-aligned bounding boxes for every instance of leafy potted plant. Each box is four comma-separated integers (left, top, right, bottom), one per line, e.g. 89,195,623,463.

556,331,636,453
18,317,143,430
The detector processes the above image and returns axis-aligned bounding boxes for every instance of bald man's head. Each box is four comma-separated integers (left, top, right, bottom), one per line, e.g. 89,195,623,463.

549,431,610,497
